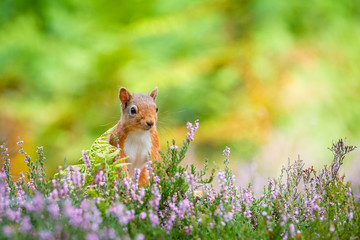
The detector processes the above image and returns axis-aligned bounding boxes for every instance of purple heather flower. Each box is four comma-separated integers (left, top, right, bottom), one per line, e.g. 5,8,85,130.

149,210,159,227
329,223,335,232
184,172,198,191
49,179,63,199
139,187,145,199
224,212,234,222
347,187,352,197
86,233,99,240
294,208,299,216
245,210,252,219
122,177,131,191
95,170,106,186
139,212,147,220
145,161,153,177
271,186,280,200
319,208,325,221
6,208,21,222
19,216,32,233
36,146,44,154
289,223,295,237
52,178,60,188
135,234,145,240
27,179,35,191
217,171,227,192
107,228,116,239
194,120,199,130
266,216,272,231
170,145,178,150
223,147,230,163
184,225,193,235
165,211,176,230
348,211,354,221
268,179,274,187
178,199,191,219
80,199,90,211
49,189,59,200
33,191,44,212
62,183,69,196
110,203,134,225
2,225,14,238
158,211,165,219
24,192,44,212
244,188,254,203
64,199,83,227
16,139,25,155
154,175,160,185
15,183,26,205
150,186,161,211
69,166,85,189
186,120,199,141
209,222,214,229
48,202,60,220
76,201,103,232
134,168,141,188
126,209,135,222
82,150,92,172
39,231,54,240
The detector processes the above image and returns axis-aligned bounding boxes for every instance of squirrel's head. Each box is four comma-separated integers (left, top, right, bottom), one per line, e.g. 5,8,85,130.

119,87,158,131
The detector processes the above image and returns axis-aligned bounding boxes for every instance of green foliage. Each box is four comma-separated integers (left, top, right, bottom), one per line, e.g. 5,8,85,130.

0,133,360,239
1,0,360,174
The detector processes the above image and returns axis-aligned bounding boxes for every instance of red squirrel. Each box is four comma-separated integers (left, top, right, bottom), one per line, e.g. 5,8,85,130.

108,87,161,187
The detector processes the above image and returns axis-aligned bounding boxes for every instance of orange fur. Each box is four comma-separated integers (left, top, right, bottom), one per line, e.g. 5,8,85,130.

109,87,161,187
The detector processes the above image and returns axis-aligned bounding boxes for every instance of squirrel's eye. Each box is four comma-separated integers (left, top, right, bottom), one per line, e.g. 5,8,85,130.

130,107,137,114
156,107,158,112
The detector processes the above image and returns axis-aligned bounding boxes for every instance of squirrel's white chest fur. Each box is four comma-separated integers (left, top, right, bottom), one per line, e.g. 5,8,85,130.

124,131,152,174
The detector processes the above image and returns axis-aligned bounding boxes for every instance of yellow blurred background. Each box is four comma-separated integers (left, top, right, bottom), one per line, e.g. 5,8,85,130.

1,0,359,192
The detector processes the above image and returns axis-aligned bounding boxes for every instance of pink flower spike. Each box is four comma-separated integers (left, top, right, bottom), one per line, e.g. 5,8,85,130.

139,212,147,220
186,119,199,141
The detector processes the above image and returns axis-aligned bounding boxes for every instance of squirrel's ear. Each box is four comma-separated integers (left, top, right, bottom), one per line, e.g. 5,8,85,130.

119,87,132,104
150,87,158,101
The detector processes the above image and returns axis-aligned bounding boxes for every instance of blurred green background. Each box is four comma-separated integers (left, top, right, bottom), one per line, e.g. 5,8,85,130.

1,0,360,190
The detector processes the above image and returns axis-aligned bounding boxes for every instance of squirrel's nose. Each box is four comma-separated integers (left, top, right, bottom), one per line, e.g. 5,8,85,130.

146,121,154,127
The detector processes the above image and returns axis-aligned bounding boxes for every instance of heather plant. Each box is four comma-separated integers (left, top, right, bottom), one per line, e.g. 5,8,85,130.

0,121,359,239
